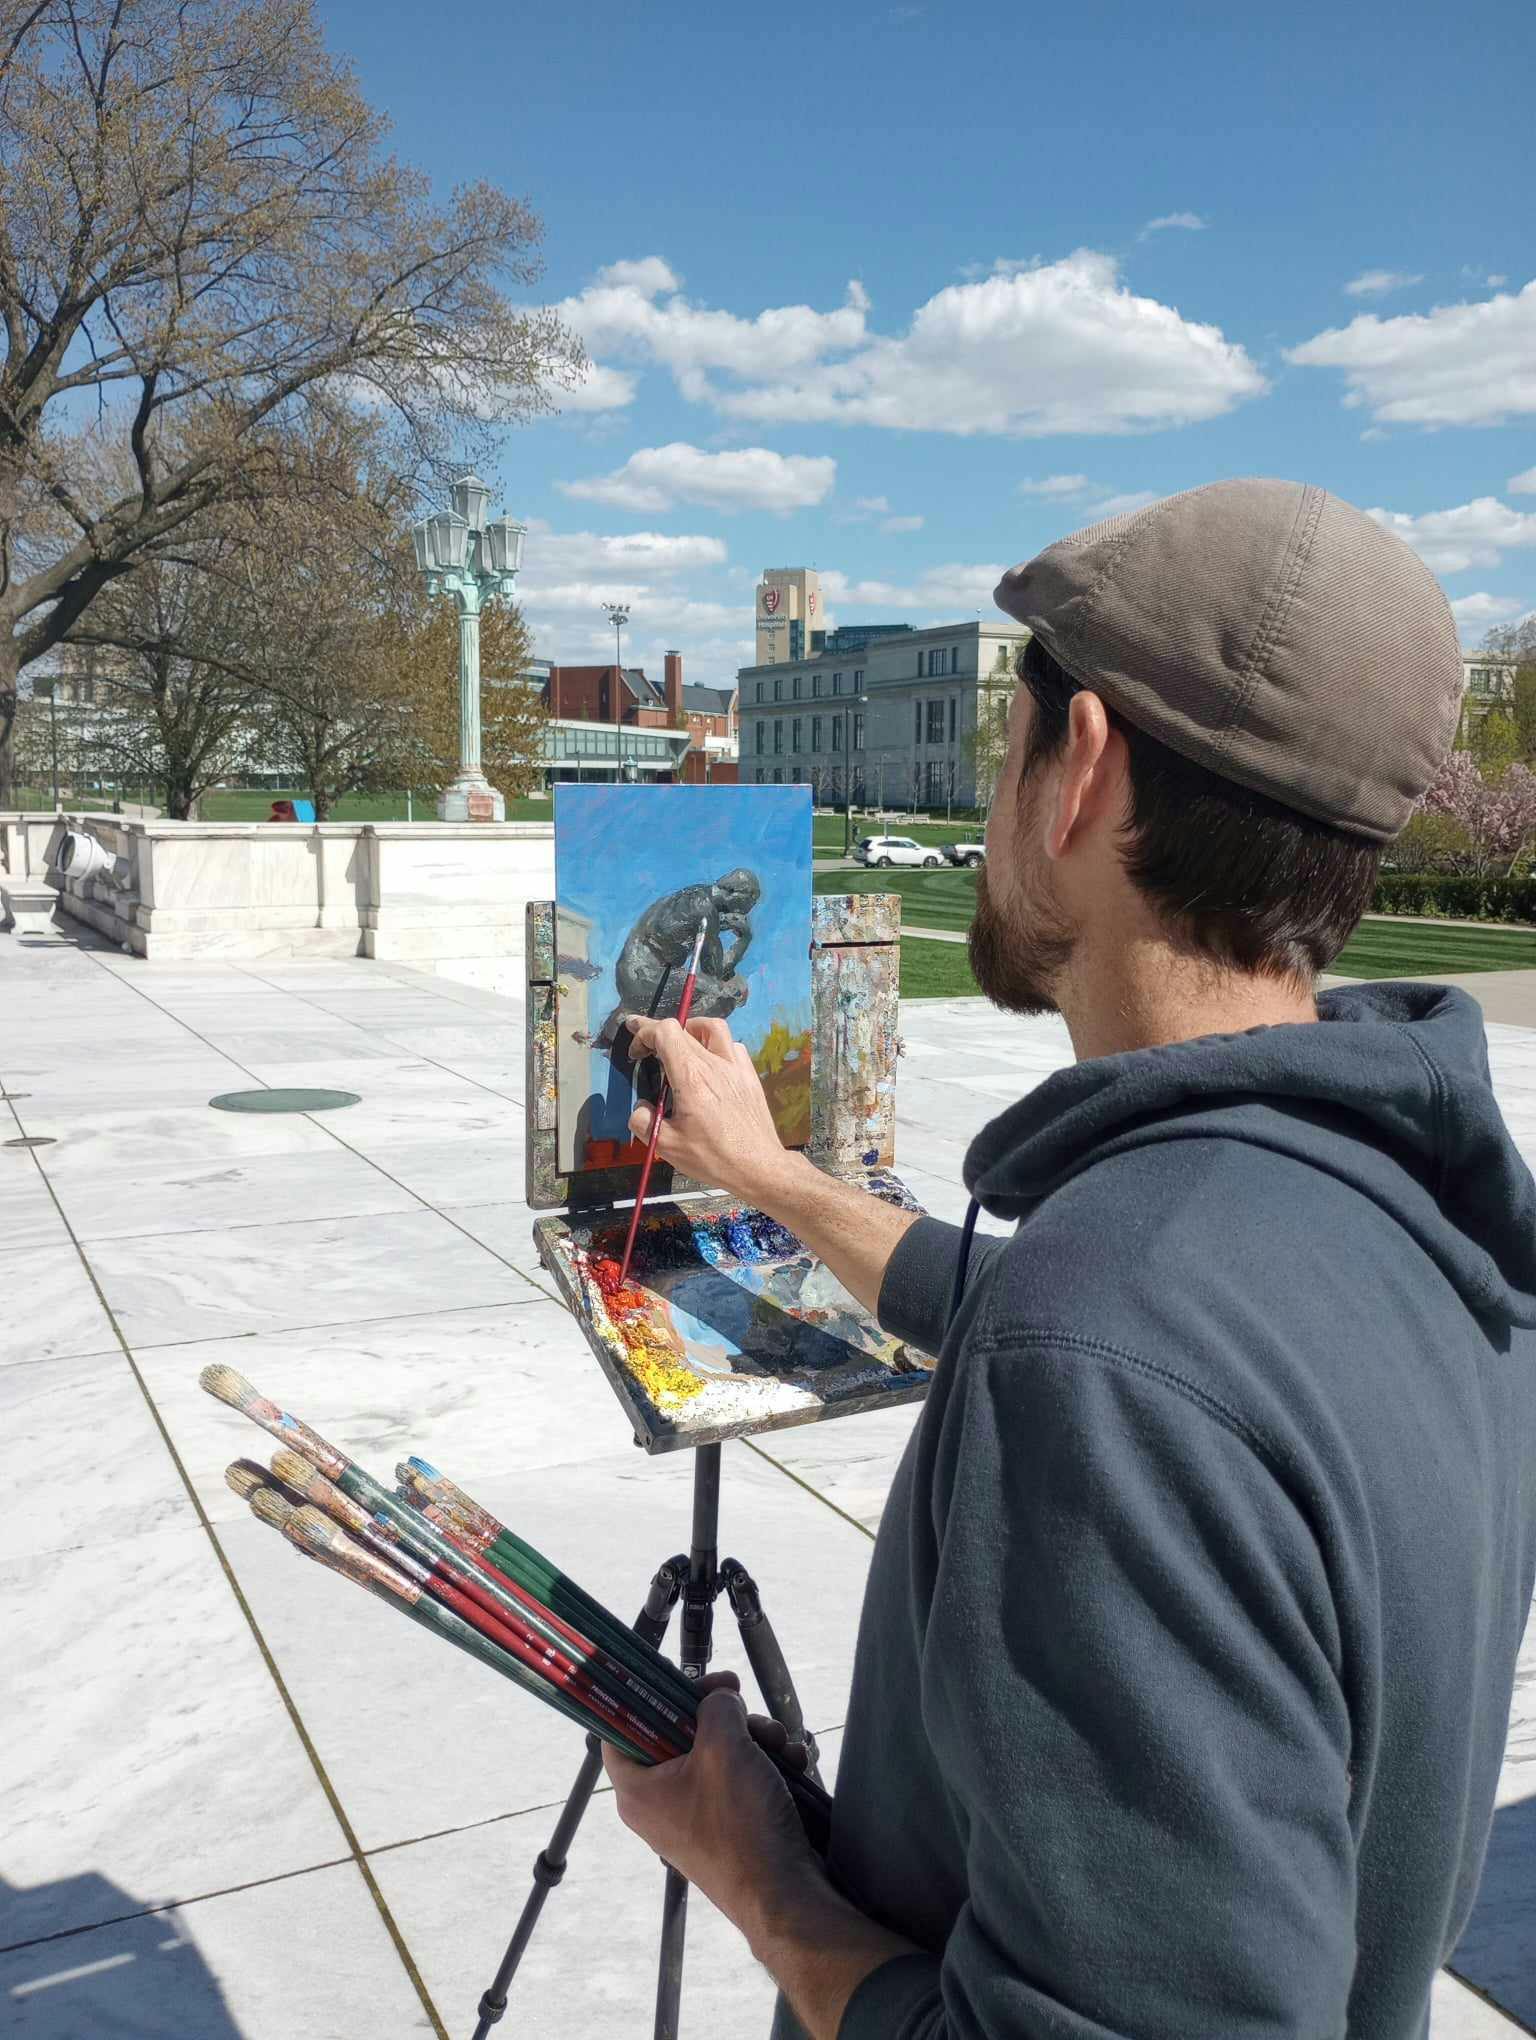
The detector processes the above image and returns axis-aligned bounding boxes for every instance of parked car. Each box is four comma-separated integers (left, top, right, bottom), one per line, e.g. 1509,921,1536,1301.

855,835,945,869
943,841,986,868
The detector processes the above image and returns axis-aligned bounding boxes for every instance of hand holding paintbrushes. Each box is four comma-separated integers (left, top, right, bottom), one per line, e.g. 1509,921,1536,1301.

202,1366,831,1849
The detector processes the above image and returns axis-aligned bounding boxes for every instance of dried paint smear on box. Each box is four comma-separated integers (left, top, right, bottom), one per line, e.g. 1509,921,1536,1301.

553,784,813,1175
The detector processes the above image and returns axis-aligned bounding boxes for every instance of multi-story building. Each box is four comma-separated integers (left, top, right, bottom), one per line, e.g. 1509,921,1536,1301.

737,620,1029,809
755,568,823,666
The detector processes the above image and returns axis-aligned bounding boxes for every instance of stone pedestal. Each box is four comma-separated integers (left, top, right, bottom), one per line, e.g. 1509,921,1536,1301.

436,773,505,823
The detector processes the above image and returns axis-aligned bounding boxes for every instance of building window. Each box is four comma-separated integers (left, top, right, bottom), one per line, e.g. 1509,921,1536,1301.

811,715,823,751
811,673,822,698
755,681,764,702
755,723,765,754
949,697,957,742
915,700,923,744
926,760,945,803
792,674,803,700
790,717,802,752
854,669,864,688
755,768,764,783
773,677,783,702
789,622,803,660
832,717,843,752
774,722,784,753
773,766,784,783
926,700,945,743
832,671,844,695
854,712,865,750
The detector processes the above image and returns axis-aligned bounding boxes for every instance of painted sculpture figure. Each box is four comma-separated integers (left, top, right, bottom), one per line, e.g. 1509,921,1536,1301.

598,868,763,1054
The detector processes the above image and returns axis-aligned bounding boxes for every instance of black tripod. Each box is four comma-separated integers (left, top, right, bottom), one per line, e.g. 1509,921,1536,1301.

470,1442,823,2040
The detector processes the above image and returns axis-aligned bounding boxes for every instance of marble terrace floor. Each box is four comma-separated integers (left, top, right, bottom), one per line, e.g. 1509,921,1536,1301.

1,928,1533,2038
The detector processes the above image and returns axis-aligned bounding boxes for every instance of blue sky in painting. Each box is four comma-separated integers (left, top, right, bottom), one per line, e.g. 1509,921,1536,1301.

555,784,812,1152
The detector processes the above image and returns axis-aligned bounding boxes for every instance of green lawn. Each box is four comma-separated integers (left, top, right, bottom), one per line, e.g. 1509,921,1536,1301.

814,864,980,933
900,937,981,998
1331,919,1536,979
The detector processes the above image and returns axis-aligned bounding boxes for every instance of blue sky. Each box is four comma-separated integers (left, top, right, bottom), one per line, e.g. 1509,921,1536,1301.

319,0,1536,683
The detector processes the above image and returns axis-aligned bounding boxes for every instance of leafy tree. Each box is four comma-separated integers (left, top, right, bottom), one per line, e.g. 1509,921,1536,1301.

1471,708,1522,782
0,0,582,799
966,641,1017,812
395,594,548,802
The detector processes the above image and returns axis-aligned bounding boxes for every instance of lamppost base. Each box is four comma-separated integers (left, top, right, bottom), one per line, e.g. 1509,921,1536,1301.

437,774,506,824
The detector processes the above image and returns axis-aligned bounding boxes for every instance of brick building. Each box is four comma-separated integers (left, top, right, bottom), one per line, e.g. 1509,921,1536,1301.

540,650,738,784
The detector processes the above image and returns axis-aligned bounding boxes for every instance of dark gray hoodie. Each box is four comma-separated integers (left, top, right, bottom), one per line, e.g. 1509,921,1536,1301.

778,982,1536,2040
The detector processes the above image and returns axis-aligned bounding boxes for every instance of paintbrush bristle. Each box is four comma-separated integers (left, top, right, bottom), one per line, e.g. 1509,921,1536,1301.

224,1459,269,1502
270,1446,321,1490
251,1487,295,1532
284,1504,415,1600
200,1363,260,1412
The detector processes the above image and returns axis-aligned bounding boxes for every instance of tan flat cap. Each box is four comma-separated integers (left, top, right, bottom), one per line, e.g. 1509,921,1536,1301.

993,478,1463,842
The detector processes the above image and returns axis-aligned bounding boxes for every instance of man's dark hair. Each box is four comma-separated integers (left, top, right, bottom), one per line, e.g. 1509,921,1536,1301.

1017,634,1382,979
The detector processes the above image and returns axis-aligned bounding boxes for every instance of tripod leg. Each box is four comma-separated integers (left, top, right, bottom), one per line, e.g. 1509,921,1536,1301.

469,1564,684,2038
722,1559,823,1784
653,1444,723,2040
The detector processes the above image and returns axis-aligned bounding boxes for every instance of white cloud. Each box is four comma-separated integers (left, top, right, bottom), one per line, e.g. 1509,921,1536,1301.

553,261,869,402
1366,497,1536,574
520,525,728,576
560,248,1263,439
1449,592,1529,632
710,250,1265,437
1142,213,1208,236
1510,467,1536,495
554,362,638,414
1288,279,1536,426
558,444,836,515
853,494,891,513
593,257,681,294
881,514,925,533
1344,269,1424,298
1018,473,1092,498
1489,274,1509,288
820,563,1007,614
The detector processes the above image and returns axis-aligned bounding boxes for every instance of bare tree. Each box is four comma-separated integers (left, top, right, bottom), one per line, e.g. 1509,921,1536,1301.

0,0,582,797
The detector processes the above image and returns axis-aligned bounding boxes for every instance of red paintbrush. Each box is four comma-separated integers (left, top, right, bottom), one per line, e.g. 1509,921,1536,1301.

617,914,709,1287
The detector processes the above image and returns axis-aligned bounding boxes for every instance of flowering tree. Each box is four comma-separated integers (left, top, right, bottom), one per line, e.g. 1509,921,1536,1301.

1419,753,1536,877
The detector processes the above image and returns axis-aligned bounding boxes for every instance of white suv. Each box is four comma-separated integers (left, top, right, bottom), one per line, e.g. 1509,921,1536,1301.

855,835,944,869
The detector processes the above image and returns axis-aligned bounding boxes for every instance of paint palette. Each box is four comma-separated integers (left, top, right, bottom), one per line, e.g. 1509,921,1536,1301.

532,1181,935,1453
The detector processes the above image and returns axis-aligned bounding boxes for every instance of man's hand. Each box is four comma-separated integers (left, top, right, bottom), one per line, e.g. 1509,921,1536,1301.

603,1674,819,1942
626,1014,808,1209
603,1674,919,2037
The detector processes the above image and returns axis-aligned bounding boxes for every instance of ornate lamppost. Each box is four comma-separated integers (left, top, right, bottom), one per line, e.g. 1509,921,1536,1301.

412,473,526,822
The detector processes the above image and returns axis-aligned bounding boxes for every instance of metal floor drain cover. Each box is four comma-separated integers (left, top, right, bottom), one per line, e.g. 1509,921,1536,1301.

210,1088,361,1115
5,1135,55,1149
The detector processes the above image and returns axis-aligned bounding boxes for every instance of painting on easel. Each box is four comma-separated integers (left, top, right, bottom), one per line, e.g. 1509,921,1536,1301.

553,784,813,1175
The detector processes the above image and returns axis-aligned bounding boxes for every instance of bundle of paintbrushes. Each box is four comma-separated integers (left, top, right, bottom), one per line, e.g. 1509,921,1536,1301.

204,1367,832,1851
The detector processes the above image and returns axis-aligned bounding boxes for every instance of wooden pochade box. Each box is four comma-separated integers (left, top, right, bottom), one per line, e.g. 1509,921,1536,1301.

524,893,937,1455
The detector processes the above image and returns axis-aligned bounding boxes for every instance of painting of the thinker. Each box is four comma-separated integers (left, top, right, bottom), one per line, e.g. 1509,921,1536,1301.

554,786,813,1174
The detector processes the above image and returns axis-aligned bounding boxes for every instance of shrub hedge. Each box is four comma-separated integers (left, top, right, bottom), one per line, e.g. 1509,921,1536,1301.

1371,873,1536,923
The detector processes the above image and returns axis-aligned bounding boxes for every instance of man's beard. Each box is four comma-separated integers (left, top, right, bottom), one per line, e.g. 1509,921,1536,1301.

968,841,1076,1017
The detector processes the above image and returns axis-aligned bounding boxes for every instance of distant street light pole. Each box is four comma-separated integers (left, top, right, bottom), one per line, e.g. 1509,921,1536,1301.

842,696,867,856
602,602,631,783
411,472,526,822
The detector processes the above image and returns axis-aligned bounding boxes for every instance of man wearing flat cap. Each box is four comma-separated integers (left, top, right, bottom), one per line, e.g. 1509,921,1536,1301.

609,480,1536,2039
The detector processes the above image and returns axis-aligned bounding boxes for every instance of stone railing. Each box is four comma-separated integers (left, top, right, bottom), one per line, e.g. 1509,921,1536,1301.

42,813,555,963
